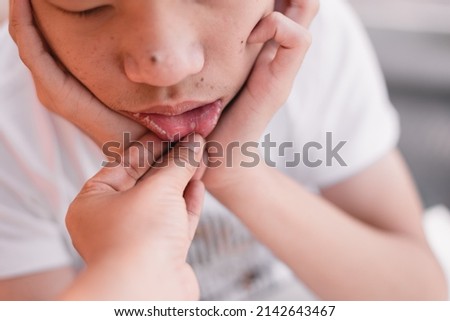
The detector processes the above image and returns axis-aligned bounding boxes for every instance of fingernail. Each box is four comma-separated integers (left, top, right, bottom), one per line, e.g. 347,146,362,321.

188,142,202,154
182,134,203,154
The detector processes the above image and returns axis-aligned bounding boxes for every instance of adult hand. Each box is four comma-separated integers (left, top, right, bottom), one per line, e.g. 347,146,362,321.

64,133,206,300
204,0,319,191
8,0,146,148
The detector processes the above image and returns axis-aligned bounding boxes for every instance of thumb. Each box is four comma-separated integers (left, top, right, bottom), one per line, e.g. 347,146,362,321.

142,133,206,193
184,180,205,241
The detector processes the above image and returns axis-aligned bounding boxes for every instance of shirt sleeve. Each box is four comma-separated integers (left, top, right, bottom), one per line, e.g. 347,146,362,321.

0,24,76,278
0,204,74,279
0,128,75,278
286,0,400,189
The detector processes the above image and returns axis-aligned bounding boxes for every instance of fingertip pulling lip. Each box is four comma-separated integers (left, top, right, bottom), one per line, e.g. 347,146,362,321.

125,100,224,142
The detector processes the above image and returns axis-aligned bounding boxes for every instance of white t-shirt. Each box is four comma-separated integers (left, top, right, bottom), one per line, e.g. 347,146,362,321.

0,0,399,300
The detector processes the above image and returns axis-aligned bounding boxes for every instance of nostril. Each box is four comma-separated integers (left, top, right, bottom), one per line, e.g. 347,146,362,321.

150,54,158,64
123,43,204,86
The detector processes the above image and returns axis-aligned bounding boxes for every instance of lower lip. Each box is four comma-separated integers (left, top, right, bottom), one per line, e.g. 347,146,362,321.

132,100,223,141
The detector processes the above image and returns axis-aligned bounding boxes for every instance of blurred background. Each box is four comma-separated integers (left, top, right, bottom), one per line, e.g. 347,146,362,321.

0,1,7,23
349,0,450,296
1,0,449,208
348,0,450,209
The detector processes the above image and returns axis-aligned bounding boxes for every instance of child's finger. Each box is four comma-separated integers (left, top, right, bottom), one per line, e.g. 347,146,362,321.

209,12,312,145
248,11,311,78
9,0,60,83
285,0,320,28
9,0,147,147
142,134,205,194
79,132,168,194
183,180,206,241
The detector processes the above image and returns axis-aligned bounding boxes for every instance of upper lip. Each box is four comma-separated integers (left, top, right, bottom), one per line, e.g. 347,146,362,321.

127,101,216,117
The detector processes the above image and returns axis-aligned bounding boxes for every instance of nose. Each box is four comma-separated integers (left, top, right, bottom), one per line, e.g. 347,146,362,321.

122,3,205,87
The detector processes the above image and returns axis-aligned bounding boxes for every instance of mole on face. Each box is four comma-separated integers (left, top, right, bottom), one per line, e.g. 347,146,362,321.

195,77,205,88
239,39,245,54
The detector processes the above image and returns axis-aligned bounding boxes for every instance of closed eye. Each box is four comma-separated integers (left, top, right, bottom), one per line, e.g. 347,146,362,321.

65,5,111,18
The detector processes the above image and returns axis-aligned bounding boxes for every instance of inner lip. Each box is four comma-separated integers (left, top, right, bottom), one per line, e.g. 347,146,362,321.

123,100,224,141
128,101,215,117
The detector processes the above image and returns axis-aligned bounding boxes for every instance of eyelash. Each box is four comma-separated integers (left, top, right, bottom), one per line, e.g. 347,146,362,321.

71,6,109,18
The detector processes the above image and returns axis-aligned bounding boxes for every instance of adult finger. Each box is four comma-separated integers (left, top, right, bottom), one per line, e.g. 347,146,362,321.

192,152,208,181
184,180,205,241
80,132,168,194
143,134,205,194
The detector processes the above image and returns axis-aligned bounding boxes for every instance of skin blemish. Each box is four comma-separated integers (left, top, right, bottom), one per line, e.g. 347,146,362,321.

167,90,176,100
36,0,271,116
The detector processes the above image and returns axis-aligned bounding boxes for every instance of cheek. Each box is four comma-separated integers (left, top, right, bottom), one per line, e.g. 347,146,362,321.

34,13,122,98
67,43,116,88
203,11,265,92
53,35,123,101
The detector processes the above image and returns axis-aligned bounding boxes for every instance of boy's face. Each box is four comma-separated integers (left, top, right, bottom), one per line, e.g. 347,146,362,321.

32,0,276,140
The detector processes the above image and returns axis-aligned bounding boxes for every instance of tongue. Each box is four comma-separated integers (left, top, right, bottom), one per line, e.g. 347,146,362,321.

137,103,222,141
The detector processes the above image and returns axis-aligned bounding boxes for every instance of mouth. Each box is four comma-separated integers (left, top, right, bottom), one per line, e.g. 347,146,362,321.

125,100,224,142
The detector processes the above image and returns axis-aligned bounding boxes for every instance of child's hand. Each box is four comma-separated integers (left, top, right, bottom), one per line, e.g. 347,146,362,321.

66,133,206,300
8,0,146,147
204,0,319,191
